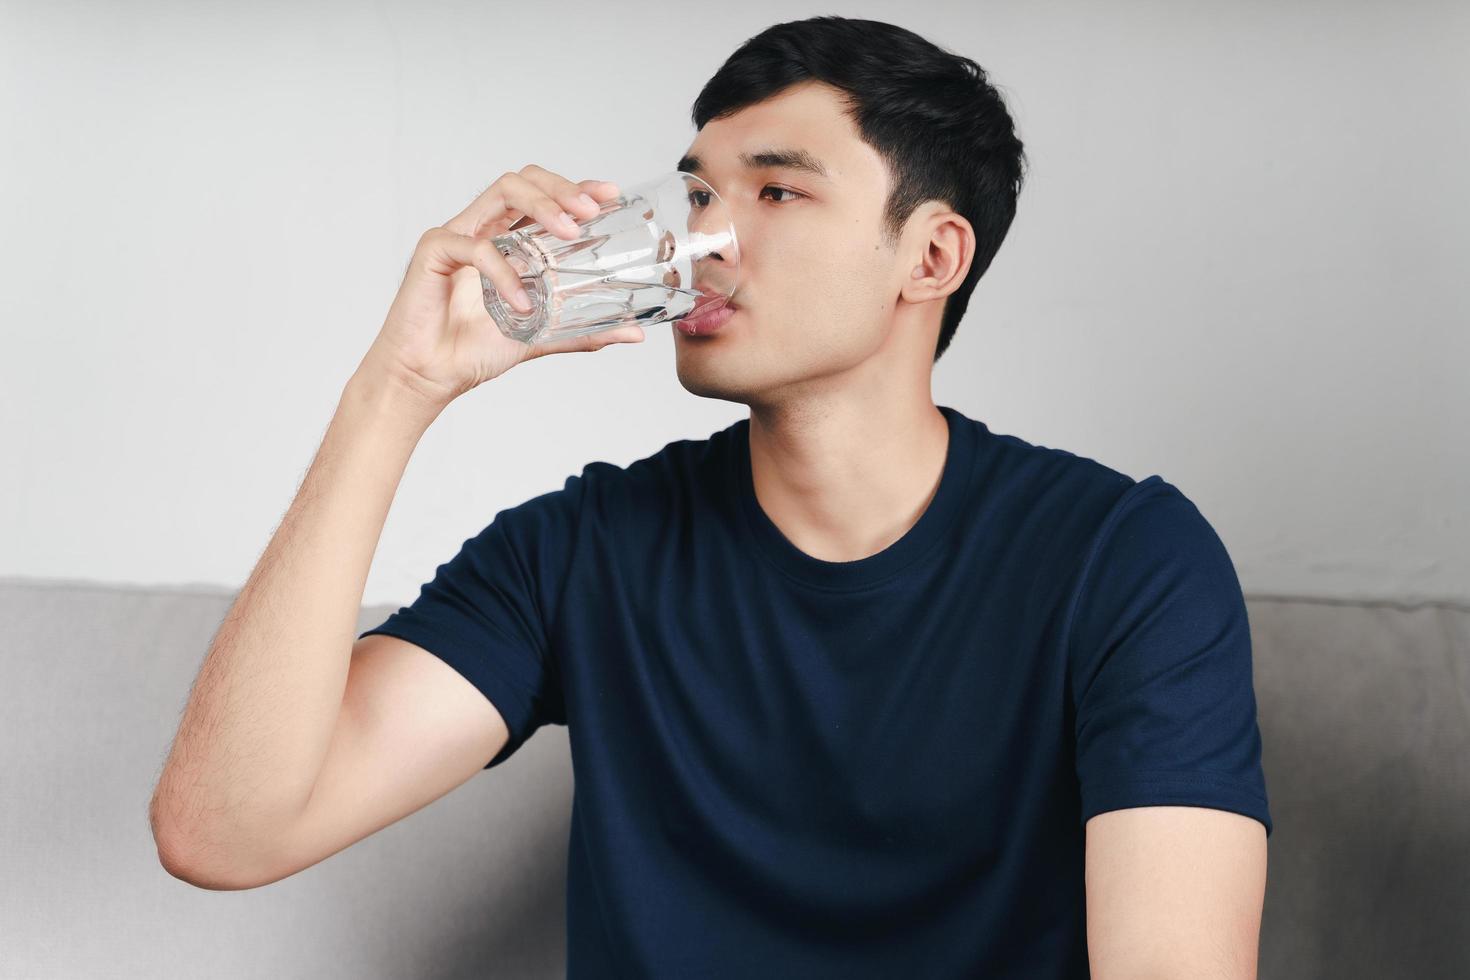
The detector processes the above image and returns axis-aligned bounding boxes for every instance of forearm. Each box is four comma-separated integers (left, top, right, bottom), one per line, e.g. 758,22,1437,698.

150,360,443,869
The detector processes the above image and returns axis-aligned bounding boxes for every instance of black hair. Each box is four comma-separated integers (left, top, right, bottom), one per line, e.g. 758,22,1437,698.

691,16,1028,363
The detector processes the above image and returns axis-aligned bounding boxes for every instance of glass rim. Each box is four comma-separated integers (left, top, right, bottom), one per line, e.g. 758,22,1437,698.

671,169,741,306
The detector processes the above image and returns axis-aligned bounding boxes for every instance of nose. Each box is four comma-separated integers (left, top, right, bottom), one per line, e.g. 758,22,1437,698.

688,204,740,299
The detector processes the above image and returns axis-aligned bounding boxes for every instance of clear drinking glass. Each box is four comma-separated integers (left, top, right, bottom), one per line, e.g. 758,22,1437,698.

480,170,741,343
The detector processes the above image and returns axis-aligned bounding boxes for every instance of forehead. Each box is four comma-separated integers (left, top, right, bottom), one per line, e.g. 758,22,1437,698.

677,81,881,187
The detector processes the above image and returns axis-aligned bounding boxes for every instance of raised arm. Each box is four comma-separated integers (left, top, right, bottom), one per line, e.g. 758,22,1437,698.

148,166,636,888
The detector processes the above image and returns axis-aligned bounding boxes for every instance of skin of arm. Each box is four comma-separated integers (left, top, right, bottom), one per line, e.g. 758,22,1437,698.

1084,805,1268,980
148,357,444,886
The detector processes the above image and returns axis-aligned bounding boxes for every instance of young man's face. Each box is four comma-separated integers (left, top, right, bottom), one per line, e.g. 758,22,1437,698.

671,79,935,410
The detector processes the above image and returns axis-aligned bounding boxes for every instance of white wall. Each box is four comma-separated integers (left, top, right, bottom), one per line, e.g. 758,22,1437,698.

2,0,1465,607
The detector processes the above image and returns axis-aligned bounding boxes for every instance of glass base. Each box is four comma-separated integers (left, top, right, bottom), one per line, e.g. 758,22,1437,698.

481,236,549,343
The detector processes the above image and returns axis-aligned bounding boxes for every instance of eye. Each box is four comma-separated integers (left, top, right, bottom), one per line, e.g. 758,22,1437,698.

688,186,805,208
758,185,804,203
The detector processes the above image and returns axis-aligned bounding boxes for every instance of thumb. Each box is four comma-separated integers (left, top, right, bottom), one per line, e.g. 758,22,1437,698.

521,324,646,361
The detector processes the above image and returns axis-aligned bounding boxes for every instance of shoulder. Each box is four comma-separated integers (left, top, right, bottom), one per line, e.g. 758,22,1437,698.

581,421,737,514
974,420,1225,550
986,422,1136,495
967,417,1148,548
959,417,1234,609
499,423,734,537
1084,475,1230,576
1063,472,1246,672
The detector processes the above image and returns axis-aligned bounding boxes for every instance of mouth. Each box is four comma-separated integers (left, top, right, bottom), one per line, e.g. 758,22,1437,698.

694,284,737,311
676,303,737,336
677,285,738,336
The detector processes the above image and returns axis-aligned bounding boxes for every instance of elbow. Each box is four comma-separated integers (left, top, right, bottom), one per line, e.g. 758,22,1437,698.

149,800,269,892
154,833,274,891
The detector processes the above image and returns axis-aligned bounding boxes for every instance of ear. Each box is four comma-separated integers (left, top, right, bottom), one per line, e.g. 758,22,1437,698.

900,208,974,306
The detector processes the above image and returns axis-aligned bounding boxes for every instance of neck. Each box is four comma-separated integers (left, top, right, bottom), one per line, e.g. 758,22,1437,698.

746,395,950,564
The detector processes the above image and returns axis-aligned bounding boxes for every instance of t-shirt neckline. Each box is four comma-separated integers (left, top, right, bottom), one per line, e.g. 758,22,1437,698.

730,404,977,591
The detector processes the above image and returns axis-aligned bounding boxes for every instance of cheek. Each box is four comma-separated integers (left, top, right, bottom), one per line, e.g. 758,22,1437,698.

752,217,892,328
822,244,896,314
768,223,884,296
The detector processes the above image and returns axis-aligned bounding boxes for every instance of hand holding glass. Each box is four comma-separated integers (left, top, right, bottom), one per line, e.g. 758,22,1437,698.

481,171,741,344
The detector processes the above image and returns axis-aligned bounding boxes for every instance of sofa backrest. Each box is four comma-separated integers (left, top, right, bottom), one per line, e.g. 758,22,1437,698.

2,578,1465,978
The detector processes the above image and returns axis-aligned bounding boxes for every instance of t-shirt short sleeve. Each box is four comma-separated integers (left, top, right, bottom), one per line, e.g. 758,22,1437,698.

1065,476,1272,837
358,473,584,770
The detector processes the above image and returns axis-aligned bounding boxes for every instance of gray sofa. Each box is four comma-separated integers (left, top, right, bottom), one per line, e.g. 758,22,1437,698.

3,577,1466,978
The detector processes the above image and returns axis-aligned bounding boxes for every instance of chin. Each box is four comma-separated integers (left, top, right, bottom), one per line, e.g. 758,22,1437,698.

673,358,753,403
675,369,732,399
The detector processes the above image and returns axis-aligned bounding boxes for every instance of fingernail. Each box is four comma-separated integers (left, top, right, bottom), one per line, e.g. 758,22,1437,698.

577,193,597,210
558,211,578,228
512,287,532,310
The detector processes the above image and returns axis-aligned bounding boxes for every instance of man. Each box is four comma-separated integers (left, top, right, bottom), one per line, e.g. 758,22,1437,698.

151,15,1270,979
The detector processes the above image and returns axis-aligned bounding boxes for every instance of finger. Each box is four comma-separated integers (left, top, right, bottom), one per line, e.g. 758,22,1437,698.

508,178,619,232
579,178,621,201
442,169,520,237
498,167,617,241
417,226,534,313
458,166,608,240
518,165,618,225
441,169,561,239
448,166,620,240
449,171,569,242
522,324,645,360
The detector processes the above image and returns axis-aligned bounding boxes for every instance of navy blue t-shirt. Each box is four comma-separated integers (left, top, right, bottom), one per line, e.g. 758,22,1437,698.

360,404,1271,978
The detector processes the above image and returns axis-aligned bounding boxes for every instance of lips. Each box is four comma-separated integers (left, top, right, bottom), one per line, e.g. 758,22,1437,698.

694,285,737,311
677,285,738,336
677,303,736,336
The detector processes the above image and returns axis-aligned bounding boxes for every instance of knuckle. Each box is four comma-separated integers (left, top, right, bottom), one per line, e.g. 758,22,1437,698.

490,171,518,195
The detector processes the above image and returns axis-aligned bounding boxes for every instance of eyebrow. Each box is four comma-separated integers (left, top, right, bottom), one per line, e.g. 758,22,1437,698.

676,147,832,182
